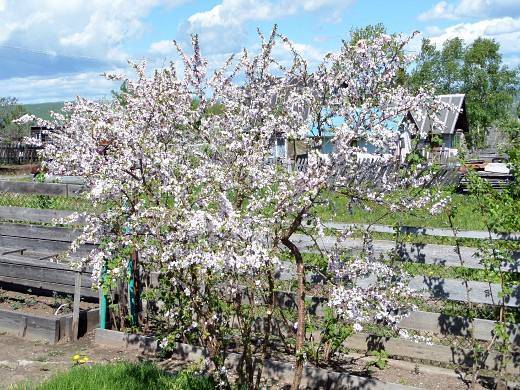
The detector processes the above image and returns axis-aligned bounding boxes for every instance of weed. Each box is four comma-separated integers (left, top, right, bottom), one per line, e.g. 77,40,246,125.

365,349,390,370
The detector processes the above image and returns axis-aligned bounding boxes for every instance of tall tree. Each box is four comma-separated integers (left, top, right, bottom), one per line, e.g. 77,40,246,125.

349,22,388,44
19,29,445,389
349,23,408,86
0,97,29,142
408,37,519,147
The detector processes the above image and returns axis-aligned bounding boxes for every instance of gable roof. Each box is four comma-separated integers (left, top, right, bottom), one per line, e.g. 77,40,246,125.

410,94,468,135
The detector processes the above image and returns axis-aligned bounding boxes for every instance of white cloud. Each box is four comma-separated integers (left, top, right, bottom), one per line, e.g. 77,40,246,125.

428,16,520,56
0,71,122,104
418,0,520,21
179,0,354,55
287,42,326,64
0,0,188,62
149,40,175,55
187,0,353,28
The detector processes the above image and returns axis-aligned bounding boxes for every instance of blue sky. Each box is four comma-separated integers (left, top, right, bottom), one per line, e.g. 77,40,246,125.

0,0,519,103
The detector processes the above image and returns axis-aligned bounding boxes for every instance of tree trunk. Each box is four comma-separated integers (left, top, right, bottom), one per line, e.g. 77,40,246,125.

282,237,305,390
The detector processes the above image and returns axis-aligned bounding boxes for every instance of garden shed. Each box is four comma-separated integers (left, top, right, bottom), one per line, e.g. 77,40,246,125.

410,93,469,154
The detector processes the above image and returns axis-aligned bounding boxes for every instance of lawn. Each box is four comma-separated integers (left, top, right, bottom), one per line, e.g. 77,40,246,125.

0,193,92,212
316,192,488,231
0,188,502,232
15,361,215,390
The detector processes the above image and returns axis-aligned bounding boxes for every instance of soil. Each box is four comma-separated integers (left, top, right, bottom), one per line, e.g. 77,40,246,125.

0,165,36,176
0,289,96,317
0,330,500,389
0,332,144,389
165,349,498,389
331,353,480,390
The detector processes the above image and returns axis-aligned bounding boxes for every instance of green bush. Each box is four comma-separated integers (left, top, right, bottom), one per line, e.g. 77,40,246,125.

16,361,215,390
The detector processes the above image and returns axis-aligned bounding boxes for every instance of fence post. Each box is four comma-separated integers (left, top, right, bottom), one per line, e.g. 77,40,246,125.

72,269,82,341
99,264,108,329
127,249,139,327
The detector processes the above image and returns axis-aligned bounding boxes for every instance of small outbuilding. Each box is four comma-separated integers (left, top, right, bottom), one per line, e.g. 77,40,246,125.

30,126,54,144
409,94,469,157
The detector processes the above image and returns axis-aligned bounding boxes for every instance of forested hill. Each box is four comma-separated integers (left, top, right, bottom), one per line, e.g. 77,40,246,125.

23,102,64,121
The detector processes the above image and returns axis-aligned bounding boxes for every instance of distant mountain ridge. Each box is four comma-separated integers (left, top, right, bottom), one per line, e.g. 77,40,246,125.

23,101,65,121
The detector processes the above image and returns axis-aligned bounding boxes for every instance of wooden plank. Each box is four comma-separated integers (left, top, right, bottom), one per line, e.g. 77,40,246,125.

342,333,518,375
2,248,26,255
0,181,84,197
0,254,92,274
0,206,81,224
59,309,100,342
277,260,520,307
0,223,82,242
0,257,93,286
18,316,27,337
409,276,519,307
0,216,515,273
71,271,82,341
0,235,94,255
356,275,518,307
0,274,97,298
269,290,519,342
43,175,85,185
0,307,97,343
292,234,519,272
323,222,520,241
0,308,60,343
38,253,61,260
398,311,519,343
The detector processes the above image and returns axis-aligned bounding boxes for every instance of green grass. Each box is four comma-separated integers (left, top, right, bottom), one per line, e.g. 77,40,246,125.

281,252,519,286
398,262,520,285
15,361,215,390
364,231,488,248
0,186,493,232
316,192,487,231
0,193,92,211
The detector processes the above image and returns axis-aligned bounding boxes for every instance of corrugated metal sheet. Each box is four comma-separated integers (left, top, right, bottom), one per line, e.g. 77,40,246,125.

411,94,465,135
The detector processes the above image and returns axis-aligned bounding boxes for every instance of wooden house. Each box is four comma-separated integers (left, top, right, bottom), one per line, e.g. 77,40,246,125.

30,126,54,144
408,94,469,160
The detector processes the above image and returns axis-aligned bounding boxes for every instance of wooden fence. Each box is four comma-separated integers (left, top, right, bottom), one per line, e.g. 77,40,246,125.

0,205,517,375
0,145,41,165
0,181,84,197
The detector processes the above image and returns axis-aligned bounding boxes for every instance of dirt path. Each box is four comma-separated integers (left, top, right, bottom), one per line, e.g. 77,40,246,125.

0,332,140,388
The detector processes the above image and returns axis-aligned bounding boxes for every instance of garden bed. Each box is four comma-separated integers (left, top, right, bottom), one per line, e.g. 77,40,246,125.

94,328,512,389
0,289,95,316
0,290,98,343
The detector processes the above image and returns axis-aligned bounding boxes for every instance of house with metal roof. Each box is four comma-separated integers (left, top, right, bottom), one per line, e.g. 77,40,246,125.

270,93,469,168
409,94,469,153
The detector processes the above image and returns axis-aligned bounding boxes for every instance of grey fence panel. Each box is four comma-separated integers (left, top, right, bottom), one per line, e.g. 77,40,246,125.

399,311,519,343
0,206,81,224
323,222,520,241
0,223,81,242
291,234,519,272
0,181,85,197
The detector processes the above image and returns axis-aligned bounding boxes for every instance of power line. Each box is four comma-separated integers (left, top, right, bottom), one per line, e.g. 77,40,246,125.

0,43,105,62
